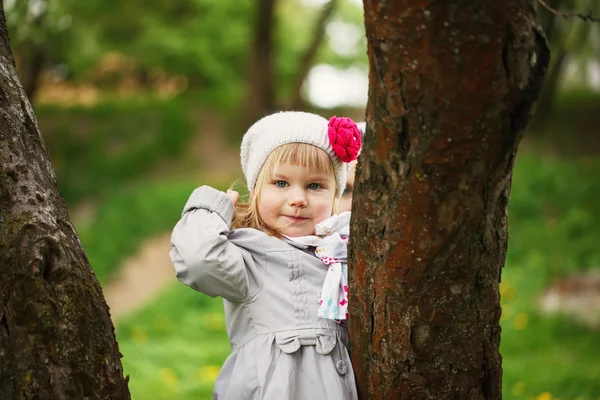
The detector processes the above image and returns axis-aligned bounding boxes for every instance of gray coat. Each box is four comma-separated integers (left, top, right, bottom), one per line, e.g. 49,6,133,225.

170,186,358,400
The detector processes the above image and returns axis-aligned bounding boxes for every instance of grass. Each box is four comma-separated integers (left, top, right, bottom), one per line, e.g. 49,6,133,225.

499,153,600,399
116,286,230,400
500,260,600,399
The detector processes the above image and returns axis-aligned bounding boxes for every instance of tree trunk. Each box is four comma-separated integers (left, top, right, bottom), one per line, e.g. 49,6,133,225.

13,0,48,103
243,0,277,127
288,0,339,110
17,43,46,102
532,50,566,126
349,1,550,399
0,5,131,400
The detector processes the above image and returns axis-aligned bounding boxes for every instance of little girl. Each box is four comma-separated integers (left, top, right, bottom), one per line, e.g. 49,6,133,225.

170,111,362,399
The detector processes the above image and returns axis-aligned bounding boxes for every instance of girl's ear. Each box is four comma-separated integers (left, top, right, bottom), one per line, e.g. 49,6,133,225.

250,189,255,198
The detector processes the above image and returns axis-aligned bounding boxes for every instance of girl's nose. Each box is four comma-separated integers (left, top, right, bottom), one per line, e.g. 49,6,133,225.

288,188,308,207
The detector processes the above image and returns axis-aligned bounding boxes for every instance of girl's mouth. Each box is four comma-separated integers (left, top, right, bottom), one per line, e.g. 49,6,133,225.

284,215,308,222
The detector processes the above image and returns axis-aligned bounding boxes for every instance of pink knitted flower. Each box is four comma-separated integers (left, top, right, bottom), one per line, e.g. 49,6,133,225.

328,116,362,163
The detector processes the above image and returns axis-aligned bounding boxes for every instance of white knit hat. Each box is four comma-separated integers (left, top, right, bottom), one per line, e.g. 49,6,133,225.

240,111,362,198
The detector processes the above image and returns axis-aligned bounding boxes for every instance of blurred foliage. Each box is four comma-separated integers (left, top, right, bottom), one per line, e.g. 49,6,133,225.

529,89,600,157
4,0,366,107
37,98,193,204
4,0,80,68
77,181,197,284
275,0,366,99
538,0,600,56
509,153,600,278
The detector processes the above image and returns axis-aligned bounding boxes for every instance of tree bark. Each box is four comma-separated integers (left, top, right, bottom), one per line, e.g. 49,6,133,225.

243,0,277,127
288,0,339,110
0,4,131,399
349,1,550,399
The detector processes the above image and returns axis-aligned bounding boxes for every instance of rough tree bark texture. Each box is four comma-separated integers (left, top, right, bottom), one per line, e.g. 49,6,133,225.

349,1,549,399
0,5,130,400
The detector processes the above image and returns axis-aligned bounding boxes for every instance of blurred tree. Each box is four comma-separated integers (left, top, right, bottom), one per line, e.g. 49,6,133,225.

349,0,550,398
243,0,278,127
4,0,367,109
4,0,80,102
9,0,47,100
243,0,343,122
534,0,600,121
0,4,130,399
288,0,339,109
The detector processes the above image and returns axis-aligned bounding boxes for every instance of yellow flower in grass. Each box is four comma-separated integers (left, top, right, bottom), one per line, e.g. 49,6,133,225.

205,313,225,331
500,304,512,322
154,314,171,332
130,327,148,344
198,365,221,382
160,368,179,386
511,381,525,396
500,280,516,301
514,313,529,330
536,392,552,400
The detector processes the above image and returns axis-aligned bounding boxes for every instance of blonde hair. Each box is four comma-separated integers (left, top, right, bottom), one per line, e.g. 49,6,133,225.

232,143,343,236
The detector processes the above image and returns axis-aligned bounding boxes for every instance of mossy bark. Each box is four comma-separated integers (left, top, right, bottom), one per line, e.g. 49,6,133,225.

0,4,130,400
349,1,550,399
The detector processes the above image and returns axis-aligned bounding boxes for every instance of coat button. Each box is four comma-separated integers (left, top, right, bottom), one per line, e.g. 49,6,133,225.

336,360,347,375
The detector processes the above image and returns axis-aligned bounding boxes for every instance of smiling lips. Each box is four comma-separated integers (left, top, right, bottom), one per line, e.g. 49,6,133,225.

284,215,309,222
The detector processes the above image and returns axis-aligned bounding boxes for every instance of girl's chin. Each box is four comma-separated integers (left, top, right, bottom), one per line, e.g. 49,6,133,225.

279,226,315,237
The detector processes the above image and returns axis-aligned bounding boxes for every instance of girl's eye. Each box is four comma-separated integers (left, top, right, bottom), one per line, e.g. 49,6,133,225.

307,183,322,191
275,181,288,188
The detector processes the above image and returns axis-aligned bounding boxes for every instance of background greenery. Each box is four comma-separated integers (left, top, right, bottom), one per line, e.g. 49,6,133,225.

5,0,600,399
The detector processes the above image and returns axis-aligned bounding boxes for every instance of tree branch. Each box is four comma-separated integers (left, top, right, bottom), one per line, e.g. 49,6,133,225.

288,0,339,110
537,0,600,22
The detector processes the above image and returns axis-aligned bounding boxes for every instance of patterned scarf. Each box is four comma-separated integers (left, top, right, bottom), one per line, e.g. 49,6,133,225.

285,211,350,321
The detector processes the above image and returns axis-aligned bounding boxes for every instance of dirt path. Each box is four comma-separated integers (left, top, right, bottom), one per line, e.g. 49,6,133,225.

103,114,240,322
104,233,174,320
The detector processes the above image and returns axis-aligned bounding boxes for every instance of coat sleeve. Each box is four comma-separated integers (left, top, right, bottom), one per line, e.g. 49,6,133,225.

169,185,256,302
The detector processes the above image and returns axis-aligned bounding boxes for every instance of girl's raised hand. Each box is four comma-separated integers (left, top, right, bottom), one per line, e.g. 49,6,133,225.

226,189,239,206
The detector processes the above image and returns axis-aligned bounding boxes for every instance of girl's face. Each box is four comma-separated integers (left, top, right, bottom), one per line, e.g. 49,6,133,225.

257,161,336,237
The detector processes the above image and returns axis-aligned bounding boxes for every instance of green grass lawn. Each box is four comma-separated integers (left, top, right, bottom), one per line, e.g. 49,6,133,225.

500,262,600,400
116,286,230,400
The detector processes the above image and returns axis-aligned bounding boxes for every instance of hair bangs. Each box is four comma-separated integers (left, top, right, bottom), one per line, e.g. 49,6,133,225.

265,143,334,178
